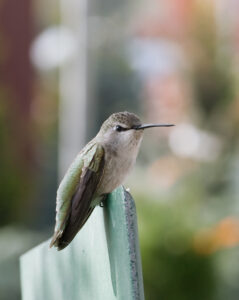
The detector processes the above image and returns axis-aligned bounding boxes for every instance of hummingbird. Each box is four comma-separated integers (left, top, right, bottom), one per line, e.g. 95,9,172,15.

50,111,174,250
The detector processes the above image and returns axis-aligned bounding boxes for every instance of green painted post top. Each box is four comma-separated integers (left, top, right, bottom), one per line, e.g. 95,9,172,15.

20,186,145,300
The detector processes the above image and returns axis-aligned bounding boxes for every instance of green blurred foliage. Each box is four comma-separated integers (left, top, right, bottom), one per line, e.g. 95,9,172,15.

193,16,233,115
191,3,236,131
136,169,239,300
137,195,215,300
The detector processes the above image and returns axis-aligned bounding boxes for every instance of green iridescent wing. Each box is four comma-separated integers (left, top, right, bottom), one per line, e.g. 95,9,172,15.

50,142,105,250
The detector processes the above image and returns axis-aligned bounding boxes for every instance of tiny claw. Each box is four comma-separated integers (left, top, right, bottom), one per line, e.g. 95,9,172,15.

99,194,108,208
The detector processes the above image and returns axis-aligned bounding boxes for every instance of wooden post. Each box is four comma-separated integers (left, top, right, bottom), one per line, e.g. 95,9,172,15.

20,186,145,300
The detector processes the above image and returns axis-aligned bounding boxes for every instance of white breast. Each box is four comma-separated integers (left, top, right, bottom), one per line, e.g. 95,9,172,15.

97,136,142,195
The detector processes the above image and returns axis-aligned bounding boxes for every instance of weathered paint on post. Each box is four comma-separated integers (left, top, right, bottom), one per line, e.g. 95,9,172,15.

20,186,144,300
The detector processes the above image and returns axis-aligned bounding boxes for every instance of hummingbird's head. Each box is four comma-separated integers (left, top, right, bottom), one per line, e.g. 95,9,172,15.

97,111,174,149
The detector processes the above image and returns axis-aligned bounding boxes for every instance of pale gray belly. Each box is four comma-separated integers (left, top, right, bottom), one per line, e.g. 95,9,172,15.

96,153,134,195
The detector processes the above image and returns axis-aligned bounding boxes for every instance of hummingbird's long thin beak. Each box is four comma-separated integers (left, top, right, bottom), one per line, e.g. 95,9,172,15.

133,123,175,130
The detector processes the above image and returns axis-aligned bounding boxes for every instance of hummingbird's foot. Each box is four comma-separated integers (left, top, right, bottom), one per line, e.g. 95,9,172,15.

99,194,108,208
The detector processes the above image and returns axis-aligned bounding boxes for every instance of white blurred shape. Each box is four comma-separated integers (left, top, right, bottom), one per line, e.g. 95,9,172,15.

129,38,185,77
169,124,200,157
30,26,77,71
169,123,222,162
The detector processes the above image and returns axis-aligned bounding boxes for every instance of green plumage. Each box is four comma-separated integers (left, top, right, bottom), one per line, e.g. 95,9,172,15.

50,141,105,249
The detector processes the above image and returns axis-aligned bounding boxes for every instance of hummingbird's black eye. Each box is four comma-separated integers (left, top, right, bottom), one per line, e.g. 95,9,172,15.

115,125,127,132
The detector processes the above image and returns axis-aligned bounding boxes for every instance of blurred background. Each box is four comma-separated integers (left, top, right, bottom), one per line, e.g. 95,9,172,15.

1,0,239,299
